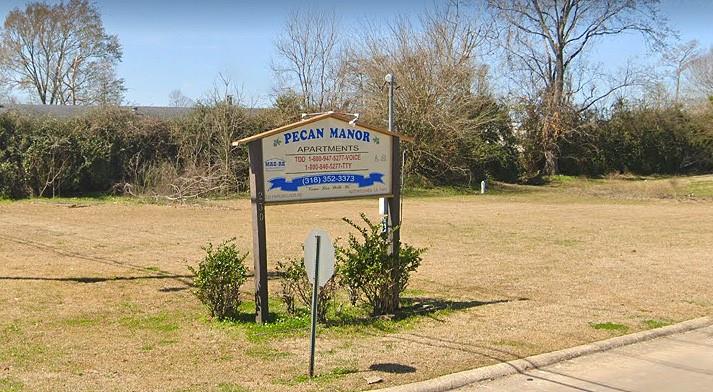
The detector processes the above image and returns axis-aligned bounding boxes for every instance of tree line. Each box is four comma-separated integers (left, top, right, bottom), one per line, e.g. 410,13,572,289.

1,0,713,199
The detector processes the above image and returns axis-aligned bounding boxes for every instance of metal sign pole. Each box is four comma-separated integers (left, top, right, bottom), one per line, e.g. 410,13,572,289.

385,74,402,309
381,73,397,234
308,235,321,378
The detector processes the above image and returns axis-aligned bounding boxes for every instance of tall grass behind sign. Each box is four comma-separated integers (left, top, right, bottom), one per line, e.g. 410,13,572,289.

233,112,412,323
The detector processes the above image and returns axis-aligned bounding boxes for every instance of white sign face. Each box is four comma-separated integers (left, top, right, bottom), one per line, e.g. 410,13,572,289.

262,117,392,203
304,229,335,287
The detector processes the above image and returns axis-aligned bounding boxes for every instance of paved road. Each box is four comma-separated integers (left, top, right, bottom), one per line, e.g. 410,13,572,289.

460,325,713,392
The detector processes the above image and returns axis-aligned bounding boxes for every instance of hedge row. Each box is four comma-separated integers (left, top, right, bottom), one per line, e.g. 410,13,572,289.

0,106,273,198
1,101,712,199
558,104,713,177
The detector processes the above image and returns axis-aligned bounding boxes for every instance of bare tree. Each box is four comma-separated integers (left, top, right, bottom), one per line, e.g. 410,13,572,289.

0,0,124,105
687,47,713,98
89,61,124,105
662,40,699,102
163,73,256,201
168,89,194,107
0,66,14,103
488,0,668,175
272,9,341,111
345,1,512,183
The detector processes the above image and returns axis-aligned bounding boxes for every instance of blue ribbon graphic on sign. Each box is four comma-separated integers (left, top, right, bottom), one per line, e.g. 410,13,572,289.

269,172,384,192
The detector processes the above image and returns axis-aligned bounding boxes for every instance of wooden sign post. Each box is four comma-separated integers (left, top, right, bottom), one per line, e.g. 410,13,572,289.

233,112,412,323
247,141,270,323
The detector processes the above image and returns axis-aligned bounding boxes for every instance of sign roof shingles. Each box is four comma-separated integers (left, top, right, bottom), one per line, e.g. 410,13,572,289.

232,112,413,146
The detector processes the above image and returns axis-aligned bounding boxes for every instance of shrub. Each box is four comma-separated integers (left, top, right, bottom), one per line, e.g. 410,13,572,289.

0,114,29,198
556,102,713,177
0,105,278,199
189,239,249,320
337,213,425,316
276,257,338,323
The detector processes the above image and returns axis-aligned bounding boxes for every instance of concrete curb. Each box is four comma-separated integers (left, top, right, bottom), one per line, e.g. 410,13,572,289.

373,316,713,392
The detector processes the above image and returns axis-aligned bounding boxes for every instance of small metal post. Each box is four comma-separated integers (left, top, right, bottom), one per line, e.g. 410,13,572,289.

308,236,321,378
379,197,388,234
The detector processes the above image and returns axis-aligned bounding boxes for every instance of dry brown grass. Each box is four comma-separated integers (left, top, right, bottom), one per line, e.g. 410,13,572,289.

1,176,712,391
540,173,713,200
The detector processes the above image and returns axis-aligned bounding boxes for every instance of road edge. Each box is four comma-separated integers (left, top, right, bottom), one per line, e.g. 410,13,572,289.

373,316,713,392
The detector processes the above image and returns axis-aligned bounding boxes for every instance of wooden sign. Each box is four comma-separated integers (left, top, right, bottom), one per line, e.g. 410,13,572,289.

238,113,405,205
262,116,393,203
233,112,412,323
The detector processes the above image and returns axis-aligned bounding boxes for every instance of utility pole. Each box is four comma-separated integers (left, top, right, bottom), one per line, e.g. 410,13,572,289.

387,74,395,133
379,74,396,231
384,73,401,311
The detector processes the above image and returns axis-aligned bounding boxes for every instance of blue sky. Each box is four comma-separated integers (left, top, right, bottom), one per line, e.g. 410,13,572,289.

1,0,712,106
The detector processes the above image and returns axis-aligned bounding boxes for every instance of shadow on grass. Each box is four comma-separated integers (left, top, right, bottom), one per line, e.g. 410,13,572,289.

326,297,515,329
210,297,516,343
222,310,283,324
0,274,194,284
369,363,416,374
0,233,192,286
401,297,512,317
